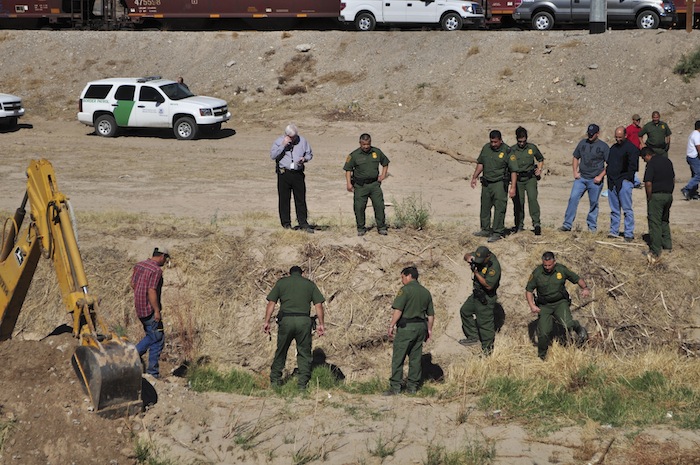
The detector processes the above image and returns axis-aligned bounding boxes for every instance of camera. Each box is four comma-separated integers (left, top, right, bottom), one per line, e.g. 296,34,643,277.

470,261,479,272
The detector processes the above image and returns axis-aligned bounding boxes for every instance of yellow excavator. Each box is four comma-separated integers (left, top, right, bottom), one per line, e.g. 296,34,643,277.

0,159,142,416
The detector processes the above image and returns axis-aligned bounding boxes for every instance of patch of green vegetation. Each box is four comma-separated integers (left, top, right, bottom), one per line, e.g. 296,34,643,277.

187,365,266,395
392,194,431,230
0,418,16,453
310,365,342,389
424,437,496,465
674,45,700,82
341,377,386,395
478,368,700,430
368,434,398,459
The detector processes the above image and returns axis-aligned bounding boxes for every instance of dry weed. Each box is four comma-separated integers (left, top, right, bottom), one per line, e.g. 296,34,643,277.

511,44,531,54
467,45,480,56
280,54,316,81
316,71,363,86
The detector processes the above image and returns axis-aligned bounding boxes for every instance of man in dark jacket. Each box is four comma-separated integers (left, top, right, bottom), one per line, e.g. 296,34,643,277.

606,126,640,241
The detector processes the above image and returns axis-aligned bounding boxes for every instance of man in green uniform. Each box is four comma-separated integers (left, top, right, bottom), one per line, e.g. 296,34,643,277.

471,130,518,243
510,126,545,235
526,251,590,360
641,147,675,263
459,246,501,354
263,266,326,389
344,133,390,236
639,110,672,157
386,266,434,395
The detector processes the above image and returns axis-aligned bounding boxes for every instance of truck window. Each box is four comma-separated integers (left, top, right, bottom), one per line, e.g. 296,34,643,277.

84,85,112,99
159,83,193,101
114,85,136,101
139,86,165,103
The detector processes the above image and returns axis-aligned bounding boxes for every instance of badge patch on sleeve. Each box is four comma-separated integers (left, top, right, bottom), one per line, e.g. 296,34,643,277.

346,155,351,163
556,272,563,280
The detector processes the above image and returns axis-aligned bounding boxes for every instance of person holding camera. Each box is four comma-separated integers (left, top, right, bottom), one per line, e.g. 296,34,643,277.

270,123,314,233
459,246,501,354
343,133,390,236
525,251,590,360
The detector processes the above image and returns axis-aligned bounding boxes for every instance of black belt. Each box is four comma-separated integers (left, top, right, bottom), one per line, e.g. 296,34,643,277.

279,168,303,174
652,191,672,194
396,317,426,328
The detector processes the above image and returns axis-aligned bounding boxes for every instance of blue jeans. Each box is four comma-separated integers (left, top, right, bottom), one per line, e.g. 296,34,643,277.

608,180,634,238
683,156,700,194
136,315,165,377
562,177,604,232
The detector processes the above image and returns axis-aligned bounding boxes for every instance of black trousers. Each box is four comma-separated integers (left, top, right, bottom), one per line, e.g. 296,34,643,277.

277,170,308,227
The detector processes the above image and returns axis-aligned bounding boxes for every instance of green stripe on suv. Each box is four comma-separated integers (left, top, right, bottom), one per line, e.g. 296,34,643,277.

113,101,135,126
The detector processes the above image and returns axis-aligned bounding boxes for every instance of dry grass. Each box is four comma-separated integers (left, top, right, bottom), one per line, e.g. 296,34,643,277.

511,44,531,54
316,71,364,86
280,54,316,81
467,45,480,57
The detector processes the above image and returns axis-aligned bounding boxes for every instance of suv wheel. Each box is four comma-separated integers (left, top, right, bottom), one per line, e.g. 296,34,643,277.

441,12,464,31
174,116,198,140
95,114,117,137
532,11,554,30
355,12,376,31
636,10,660,29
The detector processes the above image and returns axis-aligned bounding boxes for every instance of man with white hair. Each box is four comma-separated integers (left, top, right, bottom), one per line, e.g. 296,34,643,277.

270,123,314,233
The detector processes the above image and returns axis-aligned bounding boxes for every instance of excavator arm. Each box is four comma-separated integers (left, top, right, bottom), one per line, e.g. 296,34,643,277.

0,159,142,416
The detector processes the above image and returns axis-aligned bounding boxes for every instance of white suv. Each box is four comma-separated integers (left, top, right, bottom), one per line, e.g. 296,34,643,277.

77,77,231,140
0,93,25,129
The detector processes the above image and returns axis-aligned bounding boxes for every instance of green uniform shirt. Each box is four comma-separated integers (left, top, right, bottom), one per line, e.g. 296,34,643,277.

473,254,501,295
477,142,516,182
391,280,434,320
639,121,672,148
510,142,544,173
343,146,390,180
266,272,325,314
526,263,580,303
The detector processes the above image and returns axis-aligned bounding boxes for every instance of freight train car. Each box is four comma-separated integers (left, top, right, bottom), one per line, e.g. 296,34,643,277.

0,0,340,28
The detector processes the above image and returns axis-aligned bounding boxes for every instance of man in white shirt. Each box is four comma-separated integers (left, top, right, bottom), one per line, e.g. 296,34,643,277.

681,120,700,201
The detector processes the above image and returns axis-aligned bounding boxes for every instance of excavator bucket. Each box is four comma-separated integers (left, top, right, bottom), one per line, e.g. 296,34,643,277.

72,339,143,417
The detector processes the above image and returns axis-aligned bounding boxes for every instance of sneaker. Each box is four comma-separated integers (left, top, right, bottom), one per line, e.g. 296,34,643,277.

487,234,503,243
458,337,479,346
624,236,634,243
378,229,388,236
473,230,491,237
558,226,571,232
382,389,399,396
357,228,367,237
534,225,542,236
681,188,691,201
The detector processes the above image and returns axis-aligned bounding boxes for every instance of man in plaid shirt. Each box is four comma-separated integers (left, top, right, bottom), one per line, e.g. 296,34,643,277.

131,246,169,378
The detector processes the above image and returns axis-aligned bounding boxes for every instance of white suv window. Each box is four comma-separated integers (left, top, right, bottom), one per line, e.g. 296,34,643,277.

139,86,164,103
115,85,135,101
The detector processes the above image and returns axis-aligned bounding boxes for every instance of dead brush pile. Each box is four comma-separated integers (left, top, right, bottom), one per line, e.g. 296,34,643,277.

8,211,700,384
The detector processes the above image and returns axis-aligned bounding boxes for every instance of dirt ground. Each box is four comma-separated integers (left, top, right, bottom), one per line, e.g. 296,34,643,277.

1,28,700,464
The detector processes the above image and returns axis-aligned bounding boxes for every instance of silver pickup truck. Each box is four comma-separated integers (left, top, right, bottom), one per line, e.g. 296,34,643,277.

513,0,676,30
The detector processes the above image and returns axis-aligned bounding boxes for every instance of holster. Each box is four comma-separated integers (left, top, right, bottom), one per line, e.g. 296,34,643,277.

473,288,488,305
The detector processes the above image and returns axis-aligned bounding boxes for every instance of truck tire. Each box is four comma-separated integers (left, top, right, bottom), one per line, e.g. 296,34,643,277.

636,10,660,29
95,114,117,138
355,12,376,31
532,11,554,30
174,116,198,140
441,12,463,31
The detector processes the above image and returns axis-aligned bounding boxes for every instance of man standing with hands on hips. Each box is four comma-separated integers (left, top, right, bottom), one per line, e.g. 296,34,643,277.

270,123,314,233
131,245,169,379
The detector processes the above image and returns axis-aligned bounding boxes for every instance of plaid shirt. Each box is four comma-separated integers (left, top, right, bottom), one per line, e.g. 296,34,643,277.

131,258,163,319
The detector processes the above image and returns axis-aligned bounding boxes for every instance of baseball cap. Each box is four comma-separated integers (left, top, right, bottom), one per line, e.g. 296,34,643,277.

632,114,641,121
153,246,170,257
587,124,600,136
472,246,491,264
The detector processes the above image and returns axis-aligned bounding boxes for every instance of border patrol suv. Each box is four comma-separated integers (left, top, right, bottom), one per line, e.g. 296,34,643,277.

0,93,25,129
78,76,230,140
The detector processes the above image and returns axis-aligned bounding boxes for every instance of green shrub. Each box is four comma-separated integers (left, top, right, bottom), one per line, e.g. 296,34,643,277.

392,194,430,230
674,46,700,82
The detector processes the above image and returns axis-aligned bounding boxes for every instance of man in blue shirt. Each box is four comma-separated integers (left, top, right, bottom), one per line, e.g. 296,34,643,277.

559,124,609,233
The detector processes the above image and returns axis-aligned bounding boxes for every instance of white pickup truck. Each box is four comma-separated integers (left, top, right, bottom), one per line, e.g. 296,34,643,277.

0,93,25,129
340,0,484,31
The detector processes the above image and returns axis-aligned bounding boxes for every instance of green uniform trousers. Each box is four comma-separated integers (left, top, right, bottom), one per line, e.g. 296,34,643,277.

536,299,580,359
390,322,426,392
514,177,540,229
480,181,507,236
353,181,386,231
647,193,673,256
271,316,313,388
460,295,496,354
